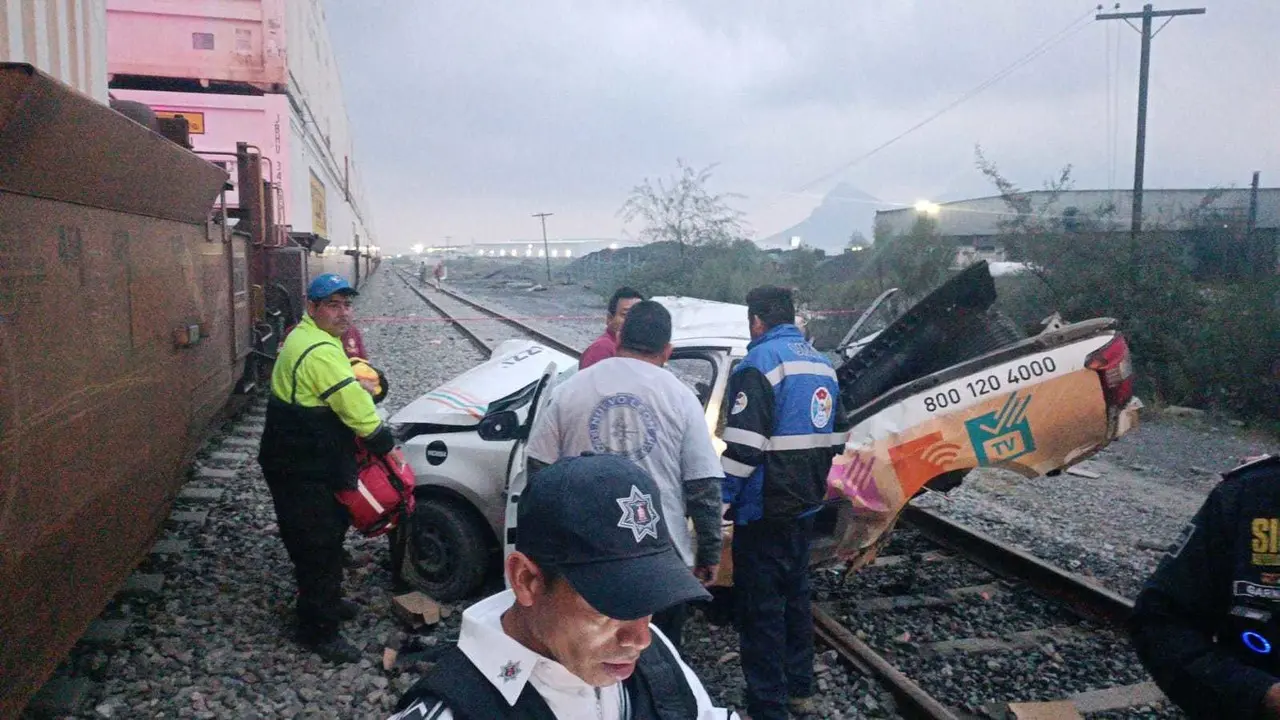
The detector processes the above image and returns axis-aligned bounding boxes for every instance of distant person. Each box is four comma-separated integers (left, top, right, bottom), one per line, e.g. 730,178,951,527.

386,454,738,719
525,300,723,651
1130,454,1280,719
720,285,845,720
433,260,446,289
340,325,367,359
579,286,644,370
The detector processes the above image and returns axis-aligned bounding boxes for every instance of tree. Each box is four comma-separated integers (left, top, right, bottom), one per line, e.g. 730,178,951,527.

870,216,956,298
618,159,747,281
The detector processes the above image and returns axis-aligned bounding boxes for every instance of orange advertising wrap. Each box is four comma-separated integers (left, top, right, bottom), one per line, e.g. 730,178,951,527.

825,368,1108,566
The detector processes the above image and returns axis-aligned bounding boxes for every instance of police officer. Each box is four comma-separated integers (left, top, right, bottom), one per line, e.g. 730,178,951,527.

720,286,845,720
387,454,737,719
258,273,396,663
1131,454,1280,719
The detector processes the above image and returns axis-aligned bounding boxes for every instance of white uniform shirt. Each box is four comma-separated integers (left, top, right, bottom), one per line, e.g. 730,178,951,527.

386,590,738,720
524,356,724,566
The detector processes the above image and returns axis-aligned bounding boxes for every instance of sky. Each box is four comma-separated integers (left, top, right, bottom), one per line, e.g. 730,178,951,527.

323,0,1280,252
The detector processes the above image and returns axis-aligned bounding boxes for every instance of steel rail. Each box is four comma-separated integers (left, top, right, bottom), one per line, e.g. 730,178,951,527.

813,605,960,720
395,270,584,358
394,270,494,355
901,504,1135,625
431,282,585,358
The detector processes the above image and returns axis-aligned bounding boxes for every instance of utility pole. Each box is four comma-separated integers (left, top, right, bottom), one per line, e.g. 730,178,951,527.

532,212,553,284
1096,3,1205,236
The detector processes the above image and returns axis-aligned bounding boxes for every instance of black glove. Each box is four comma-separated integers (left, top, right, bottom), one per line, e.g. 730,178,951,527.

363,424,396,456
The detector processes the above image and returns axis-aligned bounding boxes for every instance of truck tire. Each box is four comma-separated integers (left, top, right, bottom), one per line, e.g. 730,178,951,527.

409,497,491,602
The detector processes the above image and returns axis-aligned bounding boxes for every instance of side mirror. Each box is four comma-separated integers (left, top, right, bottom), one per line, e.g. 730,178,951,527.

477,410,523,441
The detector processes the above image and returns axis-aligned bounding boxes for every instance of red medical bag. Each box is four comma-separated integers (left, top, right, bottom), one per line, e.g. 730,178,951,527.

336,442,416,537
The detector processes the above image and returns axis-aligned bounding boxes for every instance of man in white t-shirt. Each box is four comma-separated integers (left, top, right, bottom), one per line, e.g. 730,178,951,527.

525,300,724,651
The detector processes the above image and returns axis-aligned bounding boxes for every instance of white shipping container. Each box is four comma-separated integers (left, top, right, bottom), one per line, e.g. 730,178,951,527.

1,0,108,103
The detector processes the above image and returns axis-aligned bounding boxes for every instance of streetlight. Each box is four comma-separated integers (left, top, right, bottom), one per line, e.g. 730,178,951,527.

532,212,553,284
913,200,940,216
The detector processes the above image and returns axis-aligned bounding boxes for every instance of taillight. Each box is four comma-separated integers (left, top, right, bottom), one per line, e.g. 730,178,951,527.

1086,333,1134,407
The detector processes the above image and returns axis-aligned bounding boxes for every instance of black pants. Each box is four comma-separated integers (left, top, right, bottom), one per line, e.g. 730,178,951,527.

653,601,688,653
263,468,350,642
733,518,815,720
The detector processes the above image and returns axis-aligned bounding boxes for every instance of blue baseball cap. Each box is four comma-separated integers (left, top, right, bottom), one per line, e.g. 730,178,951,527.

516,454,711,620
307,273,358,301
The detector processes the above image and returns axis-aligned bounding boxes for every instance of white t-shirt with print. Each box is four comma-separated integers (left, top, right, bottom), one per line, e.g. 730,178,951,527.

525,356,724,566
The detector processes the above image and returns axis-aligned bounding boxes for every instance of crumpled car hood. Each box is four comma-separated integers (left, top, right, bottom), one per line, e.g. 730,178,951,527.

389,339,577,427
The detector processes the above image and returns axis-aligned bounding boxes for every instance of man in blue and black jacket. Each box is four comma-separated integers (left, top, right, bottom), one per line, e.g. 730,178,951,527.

721,286,845,720
1130,454,1280,719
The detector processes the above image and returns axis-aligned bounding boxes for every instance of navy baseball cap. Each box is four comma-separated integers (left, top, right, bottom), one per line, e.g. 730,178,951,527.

517,454,711,620
307,273,358,301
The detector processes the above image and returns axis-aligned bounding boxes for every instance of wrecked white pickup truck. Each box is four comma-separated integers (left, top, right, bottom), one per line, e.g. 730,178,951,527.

389,262,1142,601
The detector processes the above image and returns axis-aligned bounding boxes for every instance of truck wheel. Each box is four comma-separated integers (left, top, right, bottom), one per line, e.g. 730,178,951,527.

409,498,490,602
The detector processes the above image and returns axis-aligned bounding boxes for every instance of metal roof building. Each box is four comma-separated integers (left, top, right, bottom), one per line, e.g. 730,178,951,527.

875,188,1280,238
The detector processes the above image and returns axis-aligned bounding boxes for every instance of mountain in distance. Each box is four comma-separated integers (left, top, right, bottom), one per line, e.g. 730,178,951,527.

762,182,887,253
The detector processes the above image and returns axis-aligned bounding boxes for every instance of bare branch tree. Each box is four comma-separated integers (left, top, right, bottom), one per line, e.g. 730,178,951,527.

618,159,747,260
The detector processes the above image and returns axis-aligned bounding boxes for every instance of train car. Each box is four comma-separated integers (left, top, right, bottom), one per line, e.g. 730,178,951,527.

0,61,379,717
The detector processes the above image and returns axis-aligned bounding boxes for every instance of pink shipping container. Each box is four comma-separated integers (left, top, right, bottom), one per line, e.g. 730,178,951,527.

105,0,374,247
109,86,373,252
2,0,110,103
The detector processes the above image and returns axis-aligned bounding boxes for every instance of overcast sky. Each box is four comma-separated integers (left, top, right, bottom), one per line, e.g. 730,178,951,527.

324,0,1279,251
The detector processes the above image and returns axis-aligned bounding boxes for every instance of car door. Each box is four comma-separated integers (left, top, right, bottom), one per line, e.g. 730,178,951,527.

501,362,560,567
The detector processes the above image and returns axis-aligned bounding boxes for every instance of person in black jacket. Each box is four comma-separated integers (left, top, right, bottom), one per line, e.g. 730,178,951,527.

1130,454,1280,719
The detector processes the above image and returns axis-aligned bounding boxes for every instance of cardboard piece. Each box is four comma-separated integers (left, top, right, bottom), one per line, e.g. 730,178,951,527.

391,592,442,629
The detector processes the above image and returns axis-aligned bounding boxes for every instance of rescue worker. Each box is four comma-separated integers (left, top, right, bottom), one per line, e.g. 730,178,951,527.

387,454,738,719
720,286,844,720
1130,454,1280,719
579,286,645,370
258,273,397,663
524,300,724,651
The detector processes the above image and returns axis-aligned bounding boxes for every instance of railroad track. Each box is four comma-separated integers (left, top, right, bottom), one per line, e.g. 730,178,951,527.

393,269,581,357
393,267,1171,719
815,506,1168,719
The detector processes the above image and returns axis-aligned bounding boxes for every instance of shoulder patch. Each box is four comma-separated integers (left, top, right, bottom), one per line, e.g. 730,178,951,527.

809,387,833,428
730,391,748,415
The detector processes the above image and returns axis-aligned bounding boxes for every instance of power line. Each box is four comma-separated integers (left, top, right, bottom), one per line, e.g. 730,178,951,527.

784,7,1097,199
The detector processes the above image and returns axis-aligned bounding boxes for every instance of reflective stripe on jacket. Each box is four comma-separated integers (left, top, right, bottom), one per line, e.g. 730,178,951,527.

259,315,389,483
720,323,843,524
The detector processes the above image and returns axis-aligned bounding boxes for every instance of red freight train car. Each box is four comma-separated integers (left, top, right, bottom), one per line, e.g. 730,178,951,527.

0,63,375,718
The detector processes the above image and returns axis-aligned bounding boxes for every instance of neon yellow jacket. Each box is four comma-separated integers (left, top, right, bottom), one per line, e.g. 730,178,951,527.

270,315,382,436
259,315,393,481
